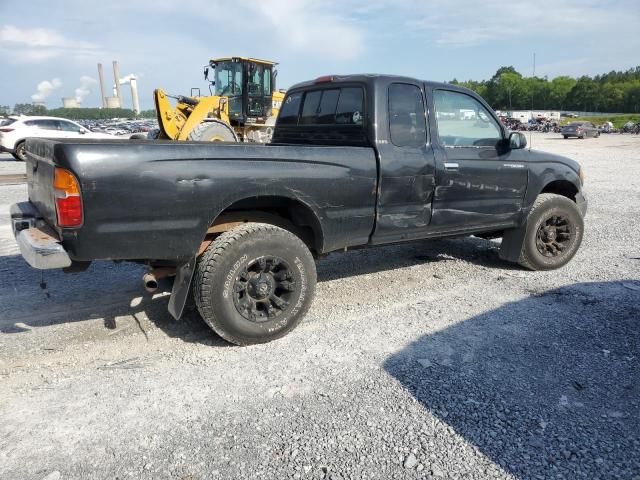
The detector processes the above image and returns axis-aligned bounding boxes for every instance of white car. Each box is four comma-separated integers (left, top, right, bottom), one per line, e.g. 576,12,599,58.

0,116,115,161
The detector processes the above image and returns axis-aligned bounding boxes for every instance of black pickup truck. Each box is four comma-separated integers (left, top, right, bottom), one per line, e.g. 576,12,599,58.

11,75,587,345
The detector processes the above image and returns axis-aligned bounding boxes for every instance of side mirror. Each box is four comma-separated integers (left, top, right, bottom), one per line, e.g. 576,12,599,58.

509,131,527,149
79,128,86,134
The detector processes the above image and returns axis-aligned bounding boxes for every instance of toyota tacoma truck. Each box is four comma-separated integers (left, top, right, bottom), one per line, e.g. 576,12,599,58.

11,75,587,345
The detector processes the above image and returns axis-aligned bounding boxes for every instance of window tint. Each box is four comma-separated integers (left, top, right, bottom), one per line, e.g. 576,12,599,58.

335,88,364,125
433,90,502,147
284,87,364,126
388,83,427,148
300,91,322,124
278,92,302,125
300,89,341,125
0,118,16,126
317,89,340,124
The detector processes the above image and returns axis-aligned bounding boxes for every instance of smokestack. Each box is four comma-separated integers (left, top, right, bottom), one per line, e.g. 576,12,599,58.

130,78,140,114
97,63,107,108
112,60,123,106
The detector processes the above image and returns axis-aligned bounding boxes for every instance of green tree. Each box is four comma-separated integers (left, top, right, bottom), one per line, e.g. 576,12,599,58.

548,76,576,110
567,77,600,112
13,103,36,115
625,83,640,113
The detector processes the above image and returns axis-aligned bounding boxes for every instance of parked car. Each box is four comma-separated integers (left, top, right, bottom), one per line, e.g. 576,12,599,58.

0,116,114,161
11,75,587,345
561,121,600,139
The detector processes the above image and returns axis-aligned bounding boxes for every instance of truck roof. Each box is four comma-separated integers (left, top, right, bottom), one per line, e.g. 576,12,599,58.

287,74,472,95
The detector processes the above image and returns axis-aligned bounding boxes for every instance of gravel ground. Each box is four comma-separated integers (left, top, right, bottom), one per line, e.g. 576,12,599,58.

0,134,639,480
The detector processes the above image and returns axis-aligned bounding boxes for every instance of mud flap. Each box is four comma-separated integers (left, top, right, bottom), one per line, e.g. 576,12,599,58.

499,225,527,263
168,257,196,320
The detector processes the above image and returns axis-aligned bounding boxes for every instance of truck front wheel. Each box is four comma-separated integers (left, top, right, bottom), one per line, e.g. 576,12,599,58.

517,193,584,271
193,223,317,345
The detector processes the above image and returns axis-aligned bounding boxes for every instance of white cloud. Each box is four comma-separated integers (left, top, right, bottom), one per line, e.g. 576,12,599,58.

0,24,100,63
31,78,62,103
115,0,366,61
405,0,640,49
74,75,97,103
251,0,365,60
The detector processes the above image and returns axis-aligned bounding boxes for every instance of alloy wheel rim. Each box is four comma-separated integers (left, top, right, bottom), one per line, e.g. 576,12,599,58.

232,256,296,322
535,214,574,257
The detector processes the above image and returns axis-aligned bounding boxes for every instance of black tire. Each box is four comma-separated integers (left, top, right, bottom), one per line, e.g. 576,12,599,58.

12,141,26,161
193,223,317,345
146,128,160,140
563,135,568,139
517,193,584,271
187,121,237,142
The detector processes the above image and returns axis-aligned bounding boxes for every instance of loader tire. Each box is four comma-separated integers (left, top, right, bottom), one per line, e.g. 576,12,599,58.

194,223,317,345
187,121,237,142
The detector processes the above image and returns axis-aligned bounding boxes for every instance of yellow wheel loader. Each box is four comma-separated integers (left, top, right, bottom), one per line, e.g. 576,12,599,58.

151,57,285,143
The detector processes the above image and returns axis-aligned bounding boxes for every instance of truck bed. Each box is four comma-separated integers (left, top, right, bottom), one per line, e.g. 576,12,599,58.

25,138,378,262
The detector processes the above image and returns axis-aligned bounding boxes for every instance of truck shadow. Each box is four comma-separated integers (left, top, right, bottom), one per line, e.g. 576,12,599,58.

383,281,640,479
317,235,518,282
0,254,226,346
0,236,518,343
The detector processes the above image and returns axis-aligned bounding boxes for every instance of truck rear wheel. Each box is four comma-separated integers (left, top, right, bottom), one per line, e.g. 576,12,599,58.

193,223,317,345
517,193,584,271
187,121,237,142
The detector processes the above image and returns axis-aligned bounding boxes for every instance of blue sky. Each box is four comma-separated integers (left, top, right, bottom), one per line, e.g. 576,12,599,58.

0,0,638,110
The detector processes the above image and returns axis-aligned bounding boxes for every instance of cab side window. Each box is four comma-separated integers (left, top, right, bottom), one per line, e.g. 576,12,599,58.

433,90,502,147
388,83,427,148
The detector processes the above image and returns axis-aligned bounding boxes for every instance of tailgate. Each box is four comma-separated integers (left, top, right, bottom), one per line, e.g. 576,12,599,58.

24,139,59,229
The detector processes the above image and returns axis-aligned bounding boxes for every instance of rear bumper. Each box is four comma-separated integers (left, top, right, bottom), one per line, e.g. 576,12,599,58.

10,202,71,269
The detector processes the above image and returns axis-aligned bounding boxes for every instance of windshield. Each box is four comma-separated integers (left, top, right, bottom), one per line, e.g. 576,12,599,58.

214,62,243,97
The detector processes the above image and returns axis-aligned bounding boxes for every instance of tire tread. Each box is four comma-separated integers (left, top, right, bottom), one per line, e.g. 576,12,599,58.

193,222,315,345
518,193,581,270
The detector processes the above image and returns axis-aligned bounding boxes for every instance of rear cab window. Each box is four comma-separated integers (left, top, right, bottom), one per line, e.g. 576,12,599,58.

273,84,367,145
280,87,364,126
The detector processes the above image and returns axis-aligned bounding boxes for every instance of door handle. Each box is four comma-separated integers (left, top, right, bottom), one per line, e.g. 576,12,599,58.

444,162,459,170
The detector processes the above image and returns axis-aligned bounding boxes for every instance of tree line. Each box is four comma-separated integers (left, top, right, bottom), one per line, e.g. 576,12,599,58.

3,66,640,117
0,104,157,120
450,66,640,113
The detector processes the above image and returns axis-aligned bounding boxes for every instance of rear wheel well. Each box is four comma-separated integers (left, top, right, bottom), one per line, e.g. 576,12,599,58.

540,180,578,201
203,197,323,256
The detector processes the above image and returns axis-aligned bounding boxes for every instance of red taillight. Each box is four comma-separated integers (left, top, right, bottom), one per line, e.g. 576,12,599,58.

314,75,334,83
0,127,14,132
53,168,83,227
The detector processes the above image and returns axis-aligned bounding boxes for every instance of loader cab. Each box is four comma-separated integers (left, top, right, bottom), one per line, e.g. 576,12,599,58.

210,57,276,124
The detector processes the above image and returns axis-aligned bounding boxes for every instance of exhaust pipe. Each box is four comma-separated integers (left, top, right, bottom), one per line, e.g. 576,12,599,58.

143,267,176,293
